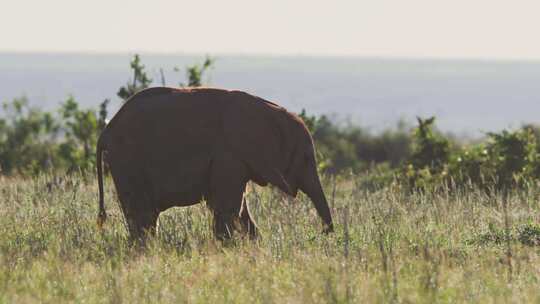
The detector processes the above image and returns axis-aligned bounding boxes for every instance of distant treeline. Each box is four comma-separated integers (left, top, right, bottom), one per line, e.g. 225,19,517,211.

1,54,540,190
305,112,540,190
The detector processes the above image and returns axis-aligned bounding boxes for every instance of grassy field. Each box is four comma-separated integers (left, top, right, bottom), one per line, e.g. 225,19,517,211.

1,174,540,303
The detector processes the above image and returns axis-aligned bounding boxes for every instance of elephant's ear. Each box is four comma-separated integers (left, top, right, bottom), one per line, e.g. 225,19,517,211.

282,142,305,197
223,92,293,196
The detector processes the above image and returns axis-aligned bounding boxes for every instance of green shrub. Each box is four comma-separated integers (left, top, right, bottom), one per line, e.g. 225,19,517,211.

517,222,540,246
448,144,489,187
298,110,412,174
403,117,451,190
410,117,450,171
402,117,540,191
0,97,59,174
117,54,152,102
177,55,214,87
467,222,540,247
467,223,510,246
486,129,540,188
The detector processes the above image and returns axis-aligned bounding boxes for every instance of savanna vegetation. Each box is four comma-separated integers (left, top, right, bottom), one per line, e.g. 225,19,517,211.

2,171,540,302
1,55,540,303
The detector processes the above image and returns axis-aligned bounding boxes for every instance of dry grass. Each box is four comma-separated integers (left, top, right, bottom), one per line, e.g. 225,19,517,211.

1,173,540,303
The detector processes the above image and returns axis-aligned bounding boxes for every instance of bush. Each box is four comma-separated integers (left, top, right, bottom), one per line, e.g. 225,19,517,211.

402,117,451,190
486,129,540,188
0,96,107,175
298,110,412,174
517,222,540,246
403,117,540,191
0,97,59,174
58,96,109,171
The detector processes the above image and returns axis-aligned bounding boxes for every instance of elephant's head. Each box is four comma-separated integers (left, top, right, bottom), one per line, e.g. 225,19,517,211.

224,91,334,233
283,122,334,233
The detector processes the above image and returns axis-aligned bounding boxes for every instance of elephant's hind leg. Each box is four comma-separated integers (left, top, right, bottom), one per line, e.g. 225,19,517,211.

112,168,159,242
118,191,160,241
129,208,160,241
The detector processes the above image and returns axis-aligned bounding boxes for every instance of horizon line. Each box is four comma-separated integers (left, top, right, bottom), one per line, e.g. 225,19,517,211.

1,49,540,64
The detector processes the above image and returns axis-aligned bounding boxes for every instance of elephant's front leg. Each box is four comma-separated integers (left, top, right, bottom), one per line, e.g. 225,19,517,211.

207,154,250,241
211,210,238,241
207,184,248,241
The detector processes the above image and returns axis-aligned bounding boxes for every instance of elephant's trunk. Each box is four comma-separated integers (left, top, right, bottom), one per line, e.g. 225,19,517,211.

301,167,334,233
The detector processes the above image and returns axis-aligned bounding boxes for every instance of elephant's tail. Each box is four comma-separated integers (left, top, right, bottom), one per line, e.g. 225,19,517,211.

96,133,107,229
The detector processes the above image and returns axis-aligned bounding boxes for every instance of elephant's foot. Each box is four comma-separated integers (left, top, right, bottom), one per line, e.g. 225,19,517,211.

212,210,259,242
212,211,237,241
125,211,160,244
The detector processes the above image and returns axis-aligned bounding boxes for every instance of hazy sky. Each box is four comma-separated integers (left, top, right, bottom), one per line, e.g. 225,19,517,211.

2,0,539,59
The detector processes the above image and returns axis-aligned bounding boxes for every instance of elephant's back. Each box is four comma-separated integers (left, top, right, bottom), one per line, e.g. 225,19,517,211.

107,87,228,128
103,87,229,161
107,87,227,130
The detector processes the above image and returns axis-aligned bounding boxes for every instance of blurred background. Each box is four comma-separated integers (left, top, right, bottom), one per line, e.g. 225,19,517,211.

1,0,540,175
2,0,539,135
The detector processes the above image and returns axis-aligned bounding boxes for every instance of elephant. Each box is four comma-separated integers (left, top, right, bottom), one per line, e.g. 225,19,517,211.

96,87,334,240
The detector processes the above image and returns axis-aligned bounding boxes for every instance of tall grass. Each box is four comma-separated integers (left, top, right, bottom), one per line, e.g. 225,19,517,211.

1,173,540,303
